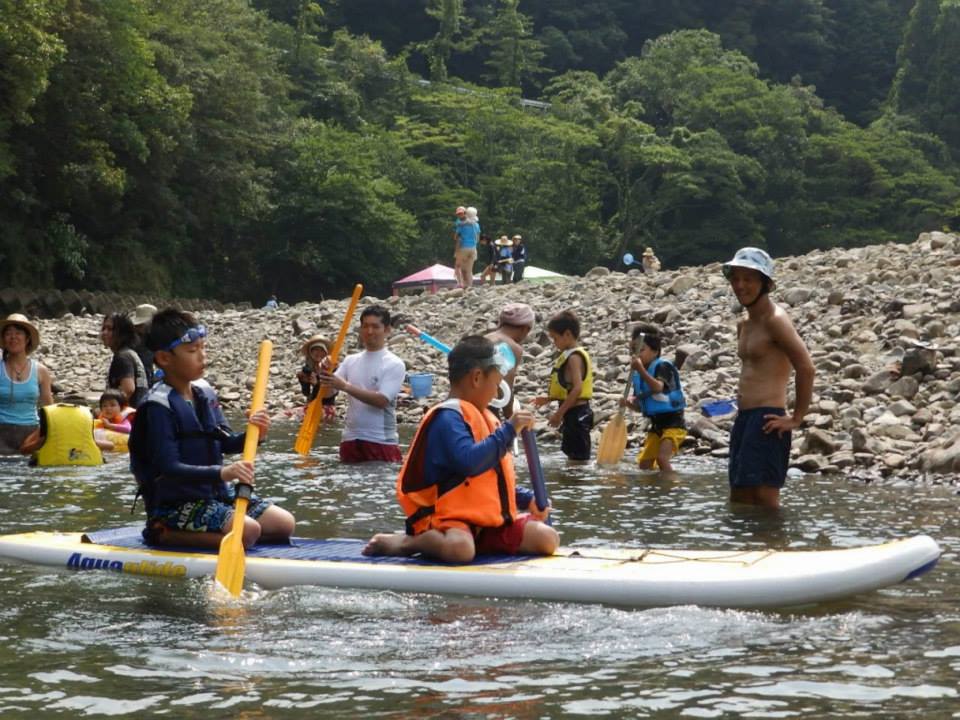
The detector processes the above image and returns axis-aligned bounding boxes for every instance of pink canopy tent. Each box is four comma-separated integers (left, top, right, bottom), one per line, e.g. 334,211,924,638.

391,263,459,296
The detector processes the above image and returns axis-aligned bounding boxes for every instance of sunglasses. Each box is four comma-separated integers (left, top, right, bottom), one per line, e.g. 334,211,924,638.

165,325,207,351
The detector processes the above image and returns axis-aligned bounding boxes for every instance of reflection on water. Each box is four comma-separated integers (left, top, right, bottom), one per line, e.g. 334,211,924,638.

0,419,957,718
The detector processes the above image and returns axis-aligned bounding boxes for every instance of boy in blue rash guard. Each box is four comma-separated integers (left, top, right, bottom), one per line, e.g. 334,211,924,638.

625,324,686,473
130,308,295,549
363,336,558,563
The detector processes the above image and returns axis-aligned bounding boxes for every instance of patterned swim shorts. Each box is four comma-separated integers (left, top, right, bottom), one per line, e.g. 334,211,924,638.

148,488,272,537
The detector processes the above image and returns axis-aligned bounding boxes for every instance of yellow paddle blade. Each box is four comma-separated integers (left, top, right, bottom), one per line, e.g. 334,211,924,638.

215,339,273,597
214,494,250,597
596,411,628,465
294,283,364,455
596,377,634,466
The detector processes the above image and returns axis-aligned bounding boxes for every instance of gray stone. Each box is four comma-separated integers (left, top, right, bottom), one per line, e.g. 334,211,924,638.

843,364,870,380
291,316,312,336
793,454,825,472
801,428,837,455
851,427,874,453
901,348,937,377
586,266,611,278
782,287,814,305
862,369,895,394
887,376,920,400
920,437,960,474
887,399,917,417
667,275,698,295
882,453,906,469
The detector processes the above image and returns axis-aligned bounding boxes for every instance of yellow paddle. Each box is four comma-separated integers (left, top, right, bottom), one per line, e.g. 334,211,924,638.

294,283,363,455
596,377,634,466
214,339,273,597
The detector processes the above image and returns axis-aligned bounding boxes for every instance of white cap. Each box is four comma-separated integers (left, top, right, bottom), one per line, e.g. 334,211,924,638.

722,247,774,281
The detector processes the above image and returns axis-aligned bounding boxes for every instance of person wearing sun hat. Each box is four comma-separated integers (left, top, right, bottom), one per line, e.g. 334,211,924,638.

722,247,814,510
0,314,54,454
494,235,513,284
641,247,661,274
453,205,480,289
296,334,338,419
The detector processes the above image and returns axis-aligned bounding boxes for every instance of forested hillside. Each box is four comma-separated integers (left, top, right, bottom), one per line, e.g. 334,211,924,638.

1,0,958,301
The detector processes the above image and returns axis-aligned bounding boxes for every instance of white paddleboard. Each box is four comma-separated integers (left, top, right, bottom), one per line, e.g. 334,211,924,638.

0,526,940,608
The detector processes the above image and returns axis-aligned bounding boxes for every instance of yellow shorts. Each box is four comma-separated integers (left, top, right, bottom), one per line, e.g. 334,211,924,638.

638,427,686,466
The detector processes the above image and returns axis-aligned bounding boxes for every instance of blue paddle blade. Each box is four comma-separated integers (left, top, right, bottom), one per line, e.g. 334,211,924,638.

623,252,635,266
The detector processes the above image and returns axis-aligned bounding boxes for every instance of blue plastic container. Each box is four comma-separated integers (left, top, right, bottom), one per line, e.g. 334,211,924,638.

701,399,736,417
409,373,434,399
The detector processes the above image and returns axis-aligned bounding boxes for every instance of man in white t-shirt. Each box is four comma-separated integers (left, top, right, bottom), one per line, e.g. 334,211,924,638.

319,305,406,462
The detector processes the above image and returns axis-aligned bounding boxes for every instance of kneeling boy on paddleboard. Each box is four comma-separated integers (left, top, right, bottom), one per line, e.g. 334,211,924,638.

130,308,296,549
364,335,558,563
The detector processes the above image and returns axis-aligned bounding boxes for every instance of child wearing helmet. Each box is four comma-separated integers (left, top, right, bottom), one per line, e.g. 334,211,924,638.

722,247,814,509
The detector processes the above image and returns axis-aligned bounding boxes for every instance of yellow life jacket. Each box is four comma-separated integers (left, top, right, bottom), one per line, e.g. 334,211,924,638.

33,404,103,466
548,347,593,401
397,399,517,535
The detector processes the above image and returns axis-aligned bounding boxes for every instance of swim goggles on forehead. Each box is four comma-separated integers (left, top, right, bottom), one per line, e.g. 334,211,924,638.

481,342,517,375
164,325,207,351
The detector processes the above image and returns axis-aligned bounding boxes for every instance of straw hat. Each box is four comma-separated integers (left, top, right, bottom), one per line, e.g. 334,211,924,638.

495,236,513,246
301,334,331,355
643,247,656,257
130,303,158,327
0,314,40,354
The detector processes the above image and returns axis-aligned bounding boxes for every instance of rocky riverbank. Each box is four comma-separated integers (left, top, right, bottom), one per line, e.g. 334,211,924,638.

30,231,960,481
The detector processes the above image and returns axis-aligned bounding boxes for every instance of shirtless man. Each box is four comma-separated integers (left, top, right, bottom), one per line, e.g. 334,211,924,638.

723,248,814,509
485,303,535,419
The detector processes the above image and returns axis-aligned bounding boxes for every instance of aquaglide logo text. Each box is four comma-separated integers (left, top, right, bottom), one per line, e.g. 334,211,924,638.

67,552,187,578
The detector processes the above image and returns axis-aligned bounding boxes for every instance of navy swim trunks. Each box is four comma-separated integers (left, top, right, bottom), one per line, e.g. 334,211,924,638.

728,407,791,489
561,403,594,461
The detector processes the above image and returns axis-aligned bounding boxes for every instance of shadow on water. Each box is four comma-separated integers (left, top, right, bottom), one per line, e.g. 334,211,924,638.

0,418,956,717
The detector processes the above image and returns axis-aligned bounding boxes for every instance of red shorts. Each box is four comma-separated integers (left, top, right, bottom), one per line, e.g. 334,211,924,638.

474,514,531,555
339,439,403,463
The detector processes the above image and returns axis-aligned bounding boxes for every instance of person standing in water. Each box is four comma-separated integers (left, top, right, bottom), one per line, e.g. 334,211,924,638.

723,248,814,509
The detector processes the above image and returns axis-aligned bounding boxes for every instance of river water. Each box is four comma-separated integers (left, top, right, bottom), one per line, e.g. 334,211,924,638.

0,421,957,718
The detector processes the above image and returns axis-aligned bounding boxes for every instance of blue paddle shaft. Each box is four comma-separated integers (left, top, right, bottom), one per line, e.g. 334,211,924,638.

521,429,549,511
419,331,452,354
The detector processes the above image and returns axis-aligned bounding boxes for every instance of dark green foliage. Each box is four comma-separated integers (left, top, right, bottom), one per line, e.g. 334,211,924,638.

0,1,957,302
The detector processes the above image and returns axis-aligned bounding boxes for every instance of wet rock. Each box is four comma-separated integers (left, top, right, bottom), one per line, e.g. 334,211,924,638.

920,436,960,474
801,428,837,455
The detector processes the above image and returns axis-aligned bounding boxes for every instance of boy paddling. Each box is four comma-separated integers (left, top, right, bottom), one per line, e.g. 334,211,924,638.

723,248,814,509
130,309,295,548
363,336,558,563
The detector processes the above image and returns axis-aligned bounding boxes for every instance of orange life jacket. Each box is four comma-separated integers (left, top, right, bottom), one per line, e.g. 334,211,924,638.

397,399,517,535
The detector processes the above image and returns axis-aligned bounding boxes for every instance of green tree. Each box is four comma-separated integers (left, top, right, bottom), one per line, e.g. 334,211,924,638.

268,120,419,297
0,0,66,180
421,0,464,82
481,0,546,90
888,0,960,157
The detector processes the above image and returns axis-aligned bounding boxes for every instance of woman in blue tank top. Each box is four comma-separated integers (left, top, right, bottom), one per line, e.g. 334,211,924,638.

0,314,54,454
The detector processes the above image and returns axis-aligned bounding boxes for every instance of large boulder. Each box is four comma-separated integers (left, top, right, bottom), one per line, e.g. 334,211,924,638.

920,436,960,474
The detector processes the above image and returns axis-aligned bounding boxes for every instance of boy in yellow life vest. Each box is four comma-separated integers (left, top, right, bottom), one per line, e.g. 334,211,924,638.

363,335,558,563
533,310,594,461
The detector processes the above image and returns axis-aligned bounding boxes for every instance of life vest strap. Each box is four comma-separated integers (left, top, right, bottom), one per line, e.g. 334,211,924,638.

405,505,435,536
